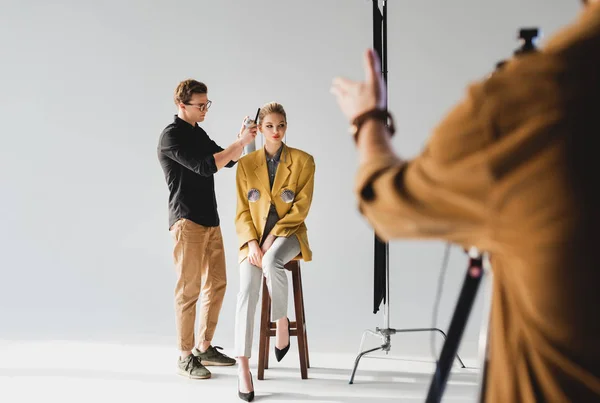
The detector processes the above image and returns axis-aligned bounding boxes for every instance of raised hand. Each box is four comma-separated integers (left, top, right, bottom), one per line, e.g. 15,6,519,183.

330,49,387,121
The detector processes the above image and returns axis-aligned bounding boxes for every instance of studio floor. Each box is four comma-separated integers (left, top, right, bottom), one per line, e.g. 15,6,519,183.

0,340,480,402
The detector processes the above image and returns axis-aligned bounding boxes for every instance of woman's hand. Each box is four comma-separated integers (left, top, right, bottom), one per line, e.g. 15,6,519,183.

330,48,387,122
247,240,263,268
261,234,277,255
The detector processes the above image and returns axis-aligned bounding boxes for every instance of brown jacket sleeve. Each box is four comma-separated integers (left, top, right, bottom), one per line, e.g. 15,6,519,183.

354,82,494,248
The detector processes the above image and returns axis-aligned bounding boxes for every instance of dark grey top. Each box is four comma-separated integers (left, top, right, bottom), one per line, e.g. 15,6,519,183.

261,145,284,244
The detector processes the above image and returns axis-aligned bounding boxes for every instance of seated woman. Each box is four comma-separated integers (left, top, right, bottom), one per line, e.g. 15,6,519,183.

233,102,315,401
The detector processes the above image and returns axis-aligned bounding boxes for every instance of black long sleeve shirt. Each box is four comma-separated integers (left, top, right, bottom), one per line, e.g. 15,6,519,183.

158,115,236,229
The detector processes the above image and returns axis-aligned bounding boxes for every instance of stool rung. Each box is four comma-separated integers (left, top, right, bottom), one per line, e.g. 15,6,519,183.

267,329,301,337
268,321,299,330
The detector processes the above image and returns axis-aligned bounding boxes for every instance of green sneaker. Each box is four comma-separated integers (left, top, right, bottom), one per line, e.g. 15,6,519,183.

193,345,236,366
178,354,211,379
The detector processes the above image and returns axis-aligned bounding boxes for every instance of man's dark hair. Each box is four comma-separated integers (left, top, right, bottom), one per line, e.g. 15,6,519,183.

174,79,208,105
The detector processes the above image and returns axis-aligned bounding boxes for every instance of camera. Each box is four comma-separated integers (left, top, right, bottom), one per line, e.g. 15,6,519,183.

495,27,540,70
515,27,540,55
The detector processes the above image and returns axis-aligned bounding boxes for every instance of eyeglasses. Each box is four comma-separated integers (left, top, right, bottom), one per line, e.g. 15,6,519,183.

185,100,212,112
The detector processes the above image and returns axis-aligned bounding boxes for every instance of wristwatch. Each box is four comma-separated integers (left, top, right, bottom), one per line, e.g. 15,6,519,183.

349,108,395,143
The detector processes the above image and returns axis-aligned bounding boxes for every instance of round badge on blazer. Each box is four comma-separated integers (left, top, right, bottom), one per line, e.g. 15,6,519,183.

281,188,295,203
247,188,260,202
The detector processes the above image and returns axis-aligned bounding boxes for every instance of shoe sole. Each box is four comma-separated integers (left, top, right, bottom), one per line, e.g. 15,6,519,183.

177,369,211,379
201,360,236,366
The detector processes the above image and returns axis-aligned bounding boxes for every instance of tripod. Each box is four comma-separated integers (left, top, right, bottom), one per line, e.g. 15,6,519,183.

424,248,487,402
349,0,467,385
425,28,540,403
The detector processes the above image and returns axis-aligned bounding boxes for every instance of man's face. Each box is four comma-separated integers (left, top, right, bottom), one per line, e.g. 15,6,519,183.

181,93,210,123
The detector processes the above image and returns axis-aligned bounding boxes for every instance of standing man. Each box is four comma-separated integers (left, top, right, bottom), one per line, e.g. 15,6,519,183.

158,79,257,379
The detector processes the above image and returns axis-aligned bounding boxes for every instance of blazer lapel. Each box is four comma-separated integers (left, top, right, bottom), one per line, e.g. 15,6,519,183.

253,148,271,197
271,144,292,197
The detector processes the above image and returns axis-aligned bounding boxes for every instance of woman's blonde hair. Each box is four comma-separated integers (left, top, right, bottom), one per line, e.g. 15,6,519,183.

258,102,287,124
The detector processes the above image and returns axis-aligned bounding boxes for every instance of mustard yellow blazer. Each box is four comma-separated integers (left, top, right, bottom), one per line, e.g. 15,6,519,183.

235,144,315,264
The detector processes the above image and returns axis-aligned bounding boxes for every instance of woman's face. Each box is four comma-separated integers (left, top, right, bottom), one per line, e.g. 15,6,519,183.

260,113,287,145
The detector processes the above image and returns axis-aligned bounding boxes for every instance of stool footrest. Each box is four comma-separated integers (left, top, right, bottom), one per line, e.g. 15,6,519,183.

268,321,299,330
267,329,303,337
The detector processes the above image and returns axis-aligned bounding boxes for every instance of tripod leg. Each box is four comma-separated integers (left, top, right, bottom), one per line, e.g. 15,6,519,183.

426,255,484,403
431,328,467,368
349,346,384,384
478,357,490,402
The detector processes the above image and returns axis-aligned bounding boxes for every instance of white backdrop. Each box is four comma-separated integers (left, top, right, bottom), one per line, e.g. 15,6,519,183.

0,0,579,361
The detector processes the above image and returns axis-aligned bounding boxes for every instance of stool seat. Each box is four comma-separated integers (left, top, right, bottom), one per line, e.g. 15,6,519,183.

258,260,310,380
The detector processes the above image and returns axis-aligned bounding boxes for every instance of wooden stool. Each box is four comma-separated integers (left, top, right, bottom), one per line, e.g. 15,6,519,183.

257,260,310,380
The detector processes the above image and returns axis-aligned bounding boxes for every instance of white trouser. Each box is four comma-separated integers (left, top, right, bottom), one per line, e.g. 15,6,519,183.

234,235,301,358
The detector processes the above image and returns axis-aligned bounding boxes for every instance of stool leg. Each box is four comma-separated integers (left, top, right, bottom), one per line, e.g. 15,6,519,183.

265,331,271,369
258,278,270,380
292,268,308,379
298,267,310,369
265,289,271,370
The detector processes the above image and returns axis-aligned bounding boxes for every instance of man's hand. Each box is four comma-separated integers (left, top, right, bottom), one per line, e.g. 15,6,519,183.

330,49,387,121
261,234,277,255
247,240,263,268
237,116,258,147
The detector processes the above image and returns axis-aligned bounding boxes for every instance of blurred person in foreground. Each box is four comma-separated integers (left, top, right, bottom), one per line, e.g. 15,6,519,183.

331,2,600,401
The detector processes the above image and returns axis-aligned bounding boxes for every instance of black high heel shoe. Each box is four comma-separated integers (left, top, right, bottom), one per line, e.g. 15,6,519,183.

274,317,291,362
238,371,254,402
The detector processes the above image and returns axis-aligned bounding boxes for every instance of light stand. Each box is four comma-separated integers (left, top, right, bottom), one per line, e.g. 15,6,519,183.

349,0,467,384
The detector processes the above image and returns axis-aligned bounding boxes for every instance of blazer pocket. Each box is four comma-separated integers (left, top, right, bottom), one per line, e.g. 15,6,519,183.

280,182,297,203
280,188,295,203
247,188,261,202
